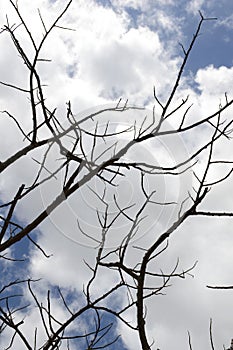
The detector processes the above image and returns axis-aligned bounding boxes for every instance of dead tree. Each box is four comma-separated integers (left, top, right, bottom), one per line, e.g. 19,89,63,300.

1,1,233,349
226,339,233,350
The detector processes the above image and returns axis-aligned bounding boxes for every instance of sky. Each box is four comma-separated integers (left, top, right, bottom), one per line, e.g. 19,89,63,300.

1,0,233,349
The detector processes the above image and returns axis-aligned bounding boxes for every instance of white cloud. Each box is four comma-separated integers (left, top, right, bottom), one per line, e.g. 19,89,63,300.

111,0,175,11
110,0,148,9
218,14,233,29
186,0,205,14
196,65,233,96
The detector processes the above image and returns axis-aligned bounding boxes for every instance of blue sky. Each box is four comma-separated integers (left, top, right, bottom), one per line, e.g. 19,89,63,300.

1,0,233,349
131,0,233,71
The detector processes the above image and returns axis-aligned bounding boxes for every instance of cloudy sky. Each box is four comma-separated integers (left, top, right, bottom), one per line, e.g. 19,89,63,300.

1,0,233,349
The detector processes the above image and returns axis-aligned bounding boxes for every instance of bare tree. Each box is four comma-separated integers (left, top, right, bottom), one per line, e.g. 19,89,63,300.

1,1,233,349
